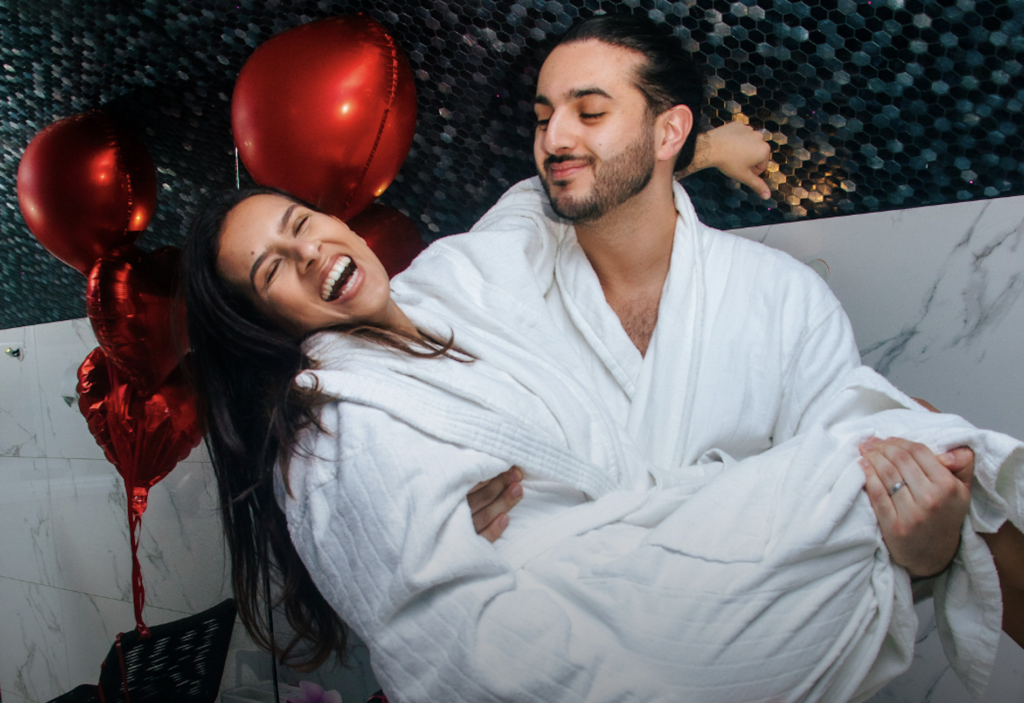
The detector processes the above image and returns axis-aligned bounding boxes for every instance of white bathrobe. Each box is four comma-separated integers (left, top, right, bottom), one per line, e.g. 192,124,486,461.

279,180,1024,703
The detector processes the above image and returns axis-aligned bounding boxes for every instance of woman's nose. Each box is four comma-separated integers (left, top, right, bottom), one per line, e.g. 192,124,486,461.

290,238,321,271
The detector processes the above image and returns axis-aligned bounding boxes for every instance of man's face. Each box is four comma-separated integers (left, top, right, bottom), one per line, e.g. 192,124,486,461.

533,40,657,223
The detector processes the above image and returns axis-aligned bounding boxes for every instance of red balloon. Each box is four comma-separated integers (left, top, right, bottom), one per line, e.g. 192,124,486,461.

76,347,202,517
77,347,202,636
232,14,417,222
86,246,188,396
347,204,426,277
17,110,157,274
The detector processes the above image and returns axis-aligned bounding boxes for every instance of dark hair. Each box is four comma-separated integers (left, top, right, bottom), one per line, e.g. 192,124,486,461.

181,186,452,669
555,14,705,171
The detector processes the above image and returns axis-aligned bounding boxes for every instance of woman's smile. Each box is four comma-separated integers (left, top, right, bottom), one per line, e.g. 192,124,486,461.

215,193,410,337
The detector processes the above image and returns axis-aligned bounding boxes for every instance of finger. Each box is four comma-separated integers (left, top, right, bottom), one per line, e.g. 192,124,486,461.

937,446,975,487
471,481,523,536
859,437,919,500
467,467,520,515
877,436,956,486
732,169,772,199
478,513,510,543
860,458,898,530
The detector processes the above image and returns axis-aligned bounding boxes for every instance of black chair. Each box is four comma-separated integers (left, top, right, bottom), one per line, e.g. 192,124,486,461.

48,598,237,703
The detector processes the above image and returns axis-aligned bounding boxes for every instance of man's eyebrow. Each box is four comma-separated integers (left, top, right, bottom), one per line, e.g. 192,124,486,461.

533,87,613,106
248,203,298,293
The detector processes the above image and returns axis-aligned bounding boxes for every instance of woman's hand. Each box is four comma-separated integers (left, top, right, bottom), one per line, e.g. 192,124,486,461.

859,436,974,578
677,121,772,199
468,467,523,542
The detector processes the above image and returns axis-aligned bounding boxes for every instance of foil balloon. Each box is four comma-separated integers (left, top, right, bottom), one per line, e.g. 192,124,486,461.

86,246,187,396
17,110,157,274
347,204,425,277
232,14,417,222
77,347,202,635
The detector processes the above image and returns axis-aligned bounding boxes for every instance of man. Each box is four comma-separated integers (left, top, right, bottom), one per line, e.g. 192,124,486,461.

470,13,981,581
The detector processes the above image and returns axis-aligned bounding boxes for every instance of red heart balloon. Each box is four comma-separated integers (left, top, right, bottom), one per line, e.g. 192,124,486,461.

347,204,425,277
232,14,417,221
17,110,157,274
86,246,188,396
76,348,202,516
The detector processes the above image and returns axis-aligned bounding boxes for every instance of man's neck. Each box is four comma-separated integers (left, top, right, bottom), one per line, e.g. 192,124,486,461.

574,177,678,355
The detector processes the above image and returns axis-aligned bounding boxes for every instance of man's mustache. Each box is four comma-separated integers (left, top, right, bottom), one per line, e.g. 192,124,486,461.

544,154,595,169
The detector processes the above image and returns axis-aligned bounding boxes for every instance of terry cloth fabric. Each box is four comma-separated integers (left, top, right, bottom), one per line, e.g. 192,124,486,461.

275,179,1023,703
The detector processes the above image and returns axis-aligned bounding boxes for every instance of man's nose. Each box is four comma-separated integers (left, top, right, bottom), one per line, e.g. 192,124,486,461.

542,109,576,154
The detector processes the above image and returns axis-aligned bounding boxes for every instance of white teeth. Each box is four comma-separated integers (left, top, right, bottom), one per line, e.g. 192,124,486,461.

320,256,352,301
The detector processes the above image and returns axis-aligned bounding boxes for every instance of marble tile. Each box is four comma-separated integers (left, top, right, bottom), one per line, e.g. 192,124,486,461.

0,326,45,459
0,457,59,587
0,689,35,703
58,589,195,692
33,318,109,463
135,460,231,613
0,577,69,703
732,195,1024,439
48,457,133,602
48,456,230,614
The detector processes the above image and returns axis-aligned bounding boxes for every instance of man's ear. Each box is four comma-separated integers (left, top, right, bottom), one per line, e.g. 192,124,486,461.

656,104,693,163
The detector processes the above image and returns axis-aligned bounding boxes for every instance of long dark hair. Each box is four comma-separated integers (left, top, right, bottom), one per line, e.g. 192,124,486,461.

556,14,706,171
181,186,451,669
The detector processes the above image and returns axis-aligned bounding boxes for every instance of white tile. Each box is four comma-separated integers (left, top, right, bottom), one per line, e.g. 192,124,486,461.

0,456,59,587
0,326,45,459
58,589,193,692
33,319,108,462
48,456,230,613
0,689,36,703
732,195,1024,439
48,457,133,601
0,577,69,703
135,460,231,613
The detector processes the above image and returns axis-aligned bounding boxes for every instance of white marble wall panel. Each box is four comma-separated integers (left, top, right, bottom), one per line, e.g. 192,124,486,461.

59,590,199,690
733,195,1024,439
133,460,231,614
0,577,68,703
33,318,108,462
1,690,35,703
732,195,1024,703
48,457,133,603
0,326,45,459
0,457,59,587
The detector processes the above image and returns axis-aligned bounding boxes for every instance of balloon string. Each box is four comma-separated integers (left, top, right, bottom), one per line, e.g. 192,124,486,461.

235,147,240,190
341,21,399,216
128,506,150,639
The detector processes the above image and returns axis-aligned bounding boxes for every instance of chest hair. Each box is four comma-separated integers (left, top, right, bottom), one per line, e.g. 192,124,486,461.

613,294,660,356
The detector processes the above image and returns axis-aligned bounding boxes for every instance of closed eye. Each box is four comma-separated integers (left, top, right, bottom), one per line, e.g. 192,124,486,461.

580,112,605,119
294,214,309,236
262,258,281,292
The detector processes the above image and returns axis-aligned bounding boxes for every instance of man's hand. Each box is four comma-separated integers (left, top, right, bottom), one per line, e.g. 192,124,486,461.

859,436,974,578
468,467,523,542
677,121,772,199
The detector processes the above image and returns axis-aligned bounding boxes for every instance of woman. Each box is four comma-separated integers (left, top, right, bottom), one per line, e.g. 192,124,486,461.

184,188,1023,703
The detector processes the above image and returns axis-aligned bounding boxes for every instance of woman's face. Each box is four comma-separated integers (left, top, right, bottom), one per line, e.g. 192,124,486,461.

216,194,394,336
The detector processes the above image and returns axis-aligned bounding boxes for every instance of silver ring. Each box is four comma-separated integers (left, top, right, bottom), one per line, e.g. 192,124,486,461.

888,480,906,497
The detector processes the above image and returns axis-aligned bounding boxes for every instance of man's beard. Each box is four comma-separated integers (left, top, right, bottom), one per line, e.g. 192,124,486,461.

539,122,656,223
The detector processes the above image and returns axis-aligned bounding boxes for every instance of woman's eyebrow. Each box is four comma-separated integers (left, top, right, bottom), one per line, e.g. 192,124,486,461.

279,203,298,233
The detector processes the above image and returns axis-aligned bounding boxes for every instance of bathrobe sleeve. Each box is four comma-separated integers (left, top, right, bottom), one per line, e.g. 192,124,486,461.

284,400,593,703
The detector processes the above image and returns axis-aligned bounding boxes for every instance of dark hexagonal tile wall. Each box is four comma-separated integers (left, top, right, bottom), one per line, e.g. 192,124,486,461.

1,0,1022,328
